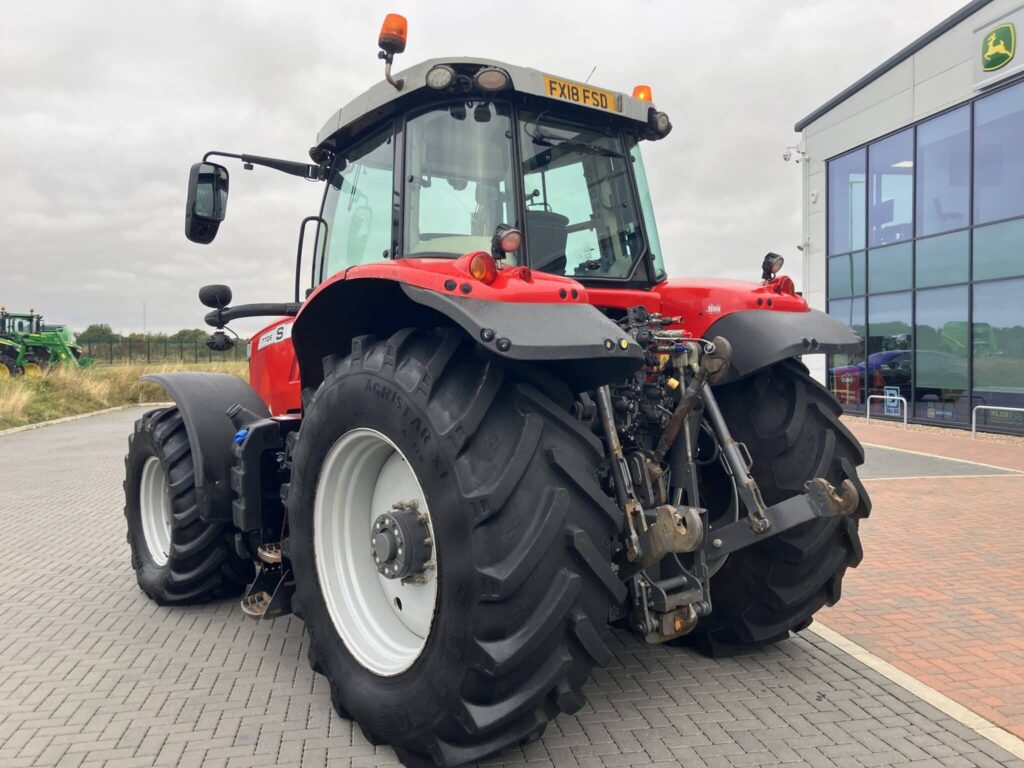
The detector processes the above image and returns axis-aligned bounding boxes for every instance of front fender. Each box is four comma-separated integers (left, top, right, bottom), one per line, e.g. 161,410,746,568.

141,372,270,521
705,308,861,383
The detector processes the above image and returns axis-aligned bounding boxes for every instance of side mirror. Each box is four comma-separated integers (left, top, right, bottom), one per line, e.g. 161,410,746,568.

185,162,229,244
199,284,233,309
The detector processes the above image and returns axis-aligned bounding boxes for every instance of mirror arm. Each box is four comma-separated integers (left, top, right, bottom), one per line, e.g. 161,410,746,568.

203,151,326,180
204,302,302,328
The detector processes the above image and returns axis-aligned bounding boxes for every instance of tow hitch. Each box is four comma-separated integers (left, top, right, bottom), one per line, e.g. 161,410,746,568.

707,477,859,557
614,326,863,645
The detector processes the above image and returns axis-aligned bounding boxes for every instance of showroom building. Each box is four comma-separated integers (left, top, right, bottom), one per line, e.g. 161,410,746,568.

794,0,1024,433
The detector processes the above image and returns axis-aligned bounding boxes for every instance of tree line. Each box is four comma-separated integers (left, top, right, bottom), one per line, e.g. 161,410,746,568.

76,324,221,343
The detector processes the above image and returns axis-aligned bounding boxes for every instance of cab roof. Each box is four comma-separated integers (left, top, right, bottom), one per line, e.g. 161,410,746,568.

315,57,656,151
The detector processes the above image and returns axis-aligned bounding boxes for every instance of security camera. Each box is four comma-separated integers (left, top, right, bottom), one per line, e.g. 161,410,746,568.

783,146,806,163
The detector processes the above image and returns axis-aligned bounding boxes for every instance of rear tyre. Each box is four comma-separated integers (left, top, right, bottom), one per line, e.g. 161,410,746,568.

687,360,870,656
124,407,254,604
0,357,18,379
287,328,624,768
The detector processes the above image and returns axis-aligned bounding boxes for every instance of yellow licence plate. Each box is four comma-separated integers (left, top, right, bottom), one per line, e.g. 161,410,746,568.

542,75,621,113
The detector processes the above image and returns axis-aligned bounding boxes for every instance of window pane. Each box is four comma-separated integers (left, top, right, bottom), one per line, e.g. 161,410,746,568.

828,297,866,410
629,141,666,281
321,127,395,278
404,103,516,259
973,218,1024,281
974,81,1024,224
867,291,912,416
914,285,969,423
915,107,970,236
916,231,969,288
828,252,865,298
520,112,644,278
973,278,1024,428
828,149,865,255
868,130,914,247
868,242,912,293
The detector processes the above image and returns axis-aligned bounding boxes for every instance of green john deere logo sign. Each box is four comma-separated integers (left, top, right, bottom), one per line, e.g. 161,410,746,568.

982,23,1015,72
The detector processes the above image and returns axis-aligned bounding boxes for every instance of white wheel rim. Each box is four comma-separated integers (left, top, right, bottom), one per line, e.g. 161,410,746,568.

139,456,173,566
314,428,439,677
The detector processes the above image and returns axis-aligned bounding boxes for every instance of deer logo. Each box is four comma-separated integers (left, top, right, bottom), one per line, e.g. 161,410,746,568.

982,23,1015,72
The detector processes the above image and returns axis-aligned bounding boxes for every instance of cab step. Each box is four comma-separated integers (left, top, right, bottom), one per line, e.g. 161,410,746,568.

240,590,272,617
240,560,294,619
258,542,283,564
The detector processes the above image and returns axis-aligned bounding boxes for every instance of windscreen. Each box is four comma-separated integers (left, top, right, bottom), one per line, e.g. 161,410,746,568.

519,112,646,279
403,102,518,262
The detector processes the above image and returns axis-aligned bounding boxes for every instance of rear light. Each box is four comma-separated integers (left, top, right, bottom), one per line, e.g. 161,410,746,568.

474,67,510,92
378,14,408,55
761,252,785,281
633,84,653,102
649,110,672,137
425,65,454,90
469,252,498,284
491,224,522,256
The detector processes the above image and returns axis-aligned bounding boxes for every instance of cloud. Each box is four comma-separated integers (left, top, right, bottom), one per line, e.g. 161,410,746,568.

0,0,965,333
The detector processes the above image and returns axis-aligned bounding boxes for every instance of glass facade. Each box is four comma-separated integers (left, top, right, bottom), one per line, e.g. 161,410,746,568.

826,79,1024,433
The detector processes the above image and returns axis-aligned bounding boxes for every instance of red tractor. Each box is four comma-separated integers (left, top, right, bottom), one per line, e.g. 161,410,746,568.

124,16,869,767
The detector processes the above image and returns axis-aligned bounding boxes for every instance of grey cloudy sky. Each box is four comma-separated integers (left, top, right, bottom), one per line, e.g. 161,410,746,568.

1,0,965,334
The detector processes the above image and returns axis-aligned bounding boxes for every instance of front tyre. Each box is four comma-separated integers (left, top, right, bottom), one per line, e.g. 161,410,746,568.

287,328,625,768
688,360,871,656
124,407,254,604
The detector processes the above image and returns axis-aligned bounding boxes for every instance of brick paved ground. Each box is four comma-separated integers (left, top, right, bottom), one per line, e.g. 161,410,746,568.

1,408,1022,767
849,419,1024,472
827,419,1024,740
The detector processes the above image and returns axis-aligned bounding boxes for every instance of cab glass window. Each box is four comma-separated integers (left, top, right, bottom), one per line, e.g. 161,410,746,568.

519,111,645,278
320,126,395,280
403,102,517,260
629,139,666,281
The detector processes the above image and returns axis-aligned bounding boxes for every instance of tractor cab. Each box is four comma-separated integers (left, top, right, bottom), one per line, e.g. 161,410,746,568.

185,17,672,296
310,55,672,289
0,310,43,336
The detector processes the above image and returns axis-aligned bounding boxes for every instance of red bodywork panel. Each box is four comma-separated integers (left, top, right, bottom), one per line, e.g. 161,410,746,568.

588,275,805,340
247,253,807,414
249,318,301,415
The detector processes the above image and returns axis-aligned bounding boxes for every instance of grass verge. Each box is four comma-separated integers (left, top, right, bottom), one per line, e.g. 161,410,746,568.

0,362,248,430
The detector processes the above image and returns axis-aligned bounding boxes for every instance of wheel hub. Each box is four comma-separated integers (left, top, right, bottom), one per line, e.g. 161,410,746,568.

139,456,173,566
371,503,432,580
313,428,439,676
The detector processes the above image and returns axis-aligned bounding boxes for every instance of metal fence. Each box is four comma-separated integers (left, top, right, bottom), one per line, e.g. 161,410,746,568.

81,337,248,365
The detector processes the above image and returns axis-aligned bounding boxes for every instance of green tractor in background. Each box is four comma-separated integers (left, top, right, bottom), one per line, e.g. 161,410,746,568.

0,308,94,378
0,337,21,378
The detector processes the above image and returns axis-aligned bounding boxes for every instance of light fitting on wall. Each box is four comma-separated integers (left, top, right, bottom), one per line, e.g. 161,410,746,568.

783,146,807,163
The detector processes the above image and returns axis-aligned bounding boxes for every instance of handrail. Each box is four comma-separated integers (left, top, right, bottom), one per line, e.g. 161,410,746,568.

971,405,1024,439
866,394,908,430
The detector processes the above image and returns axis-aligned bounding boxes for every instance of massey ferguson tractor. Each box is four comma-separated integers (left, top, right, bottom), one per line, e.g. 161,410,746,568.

124,16,869,767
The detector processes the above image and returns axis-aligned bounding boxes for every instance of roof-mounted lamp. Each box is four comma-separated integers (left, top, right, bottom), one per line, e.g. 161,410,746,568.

378,14,408,91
